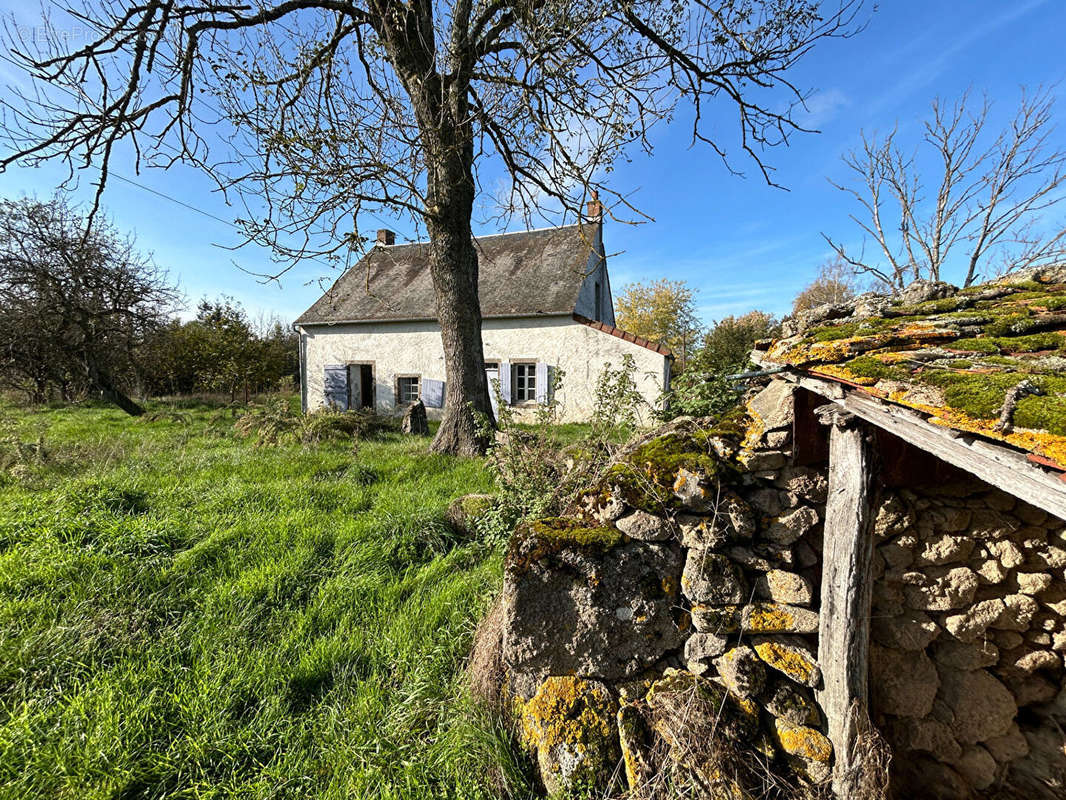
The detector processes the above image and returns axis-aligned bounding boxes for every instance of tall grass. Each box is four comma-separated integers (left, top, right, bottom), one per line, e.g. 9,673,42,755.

0,402,532,799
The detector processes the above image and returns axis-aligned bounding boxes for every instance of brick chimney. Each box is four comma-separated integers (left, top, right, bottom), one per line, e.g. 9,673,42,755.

585,191,602,221
376,228,396,246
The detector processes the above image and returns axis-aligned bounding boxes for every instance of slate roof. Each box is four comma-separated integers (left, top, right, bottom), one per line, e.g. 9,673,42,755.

757,265,1066,469
295,223,602,325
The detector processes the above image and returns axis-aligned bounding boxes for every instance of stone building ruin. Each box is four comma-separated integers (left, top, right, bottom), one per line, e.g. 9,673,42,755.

496,267,1066,799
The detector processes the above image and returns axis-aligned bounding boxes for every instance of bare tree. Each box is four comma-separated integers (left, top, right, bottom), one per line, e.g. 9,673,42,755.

0,195,178,414
0,0,861,453
824,87,1066,292
791,254,857,313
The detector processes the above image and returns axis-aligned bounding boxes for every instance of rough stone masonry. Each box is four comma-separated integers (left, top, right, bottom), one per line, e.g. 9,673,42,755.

497,379,1066,799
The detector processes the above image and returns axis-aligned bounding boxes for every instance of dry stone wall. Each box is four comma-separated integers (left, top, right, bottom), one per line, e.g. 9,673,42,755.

497,380,1066,798
870,480,1066,797
500,384,837,797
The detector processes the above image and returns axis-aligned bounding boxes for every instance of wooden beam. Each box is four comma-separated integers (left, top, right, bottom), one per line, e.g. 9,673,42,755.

756,363,1066,521
816,405,875,799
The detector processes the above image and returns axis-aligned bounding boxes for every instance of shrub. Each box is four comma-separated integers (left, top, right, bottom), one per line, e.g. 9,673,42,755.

233,397,398,446
663,370,743,419
476,357,652,545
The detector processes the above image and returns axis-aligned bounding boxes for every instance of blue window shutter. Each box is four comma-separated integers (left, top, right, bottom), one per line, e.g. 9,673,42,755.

534,362,549,403
499,361,511,405
422,378,445,408
323,365,349,410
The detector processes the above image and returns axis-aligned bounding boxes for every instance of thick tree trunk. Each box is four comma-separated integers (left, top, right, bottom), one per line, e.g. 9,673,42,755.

424,171,494,456
382,21,494,455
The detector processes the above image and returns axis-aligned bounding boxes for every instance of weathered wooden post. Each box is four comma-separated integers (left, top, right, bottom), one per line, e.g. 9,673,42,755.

815,404,876,799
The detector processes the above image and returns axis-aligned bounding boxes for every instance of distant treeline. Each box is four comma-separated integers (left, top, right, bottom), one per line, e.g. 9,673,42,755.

0,194,297,412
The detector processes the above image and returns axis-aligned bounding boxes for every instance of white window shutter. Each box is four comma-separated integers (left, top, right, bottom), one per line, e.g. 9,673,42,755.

534,362,549,403
499,361,511,405
323,365,349,410
421,378,445,408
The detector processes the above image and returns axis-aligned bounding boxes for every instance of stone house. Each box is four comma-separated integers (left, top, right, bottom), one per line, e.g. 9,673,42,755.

294,219,672,422
496,267,1066,799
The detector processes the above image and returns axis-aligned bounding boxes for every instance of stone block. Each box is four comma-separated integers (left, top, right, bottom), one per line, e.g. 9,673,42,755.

772,466,828,504
747,380,794,432
741,603,819,634
755,569,814,607
714,645,766,698
762,679,820,726
937,667,1016,744
517,676,620,796
765,506,819,546
752,636,820,688
914,533,974,567
903,566,978,611
873,493,916,540
617,703,653,793
870,644,939,718
681,551,747,605
1015,572,1053,596
872,610,940,651
943,599,1004,642
615,510,673,541
887,716,962,762
983,722,1029,763
672,467,714,512
931,639,999,670
772,718,832,763
502,525,684,694
691,604,742,634
953,745,997,790
991,594,1039,631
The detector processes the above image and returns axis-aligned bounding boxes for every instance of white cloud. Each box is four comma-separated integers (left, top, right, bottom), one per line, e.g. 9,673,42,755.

796,89,850,129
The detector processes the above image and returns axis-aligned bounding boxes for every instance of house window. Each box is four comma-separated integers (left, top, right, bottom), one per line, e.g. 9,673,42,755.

512,363,536,402
396,375,421,405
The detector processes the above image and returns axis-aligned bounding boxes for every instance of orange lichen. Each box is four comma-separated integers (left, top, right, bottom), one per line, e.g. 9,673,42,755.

773,720,833,763
753,641,818,686
762,273,1066,466
516,675,619,784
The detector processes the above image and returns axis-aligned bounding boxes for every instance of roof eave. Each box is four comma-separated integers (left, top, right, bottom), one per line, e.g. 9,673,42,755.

749,353,1066,519
295,311,577,327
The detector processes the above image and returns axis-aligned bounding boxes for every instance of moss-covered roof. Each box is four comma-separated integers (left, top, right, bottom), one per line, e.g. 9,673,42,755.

760,266,1066,469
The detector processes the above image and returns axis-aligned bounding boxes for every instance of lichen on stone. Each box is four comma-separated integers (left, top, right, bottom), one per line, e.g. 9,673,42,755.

506,516,626,575
516,675,621,795
762,269,1066,465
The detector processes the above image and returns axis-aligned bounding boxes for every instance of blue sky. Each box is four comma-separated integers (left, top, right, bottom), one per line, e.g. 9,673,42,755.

1,1,1064,326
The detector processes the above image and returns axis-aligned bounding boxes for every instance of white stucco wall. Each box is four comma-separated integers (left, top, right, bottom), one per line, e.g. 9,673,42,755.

572,224,616,326
298,315,669,423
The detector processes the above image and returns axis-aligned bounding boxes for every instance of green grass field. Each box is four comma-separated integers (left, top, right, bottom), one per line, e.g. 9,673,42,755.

0,401,531,799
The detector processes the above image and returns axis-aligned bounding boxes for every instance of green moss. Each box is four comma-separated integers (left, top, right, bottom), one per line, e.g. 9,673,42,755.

936,310,995,324
984,311,1033,337
806,316,903,342
899,295,972,315
1015,395,1066,436
623,431,719,484
527,517,624,549
506,516,626,575
952,332,1066,354
920,371,1022,419
841,355,910,381
1042,296,1066,311
459,494,494,517
917,370,1066,423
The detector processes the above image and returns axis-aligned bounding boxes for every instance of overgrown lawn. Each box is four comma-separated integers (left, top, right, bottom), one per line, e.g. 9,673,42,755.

0,402,529,799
